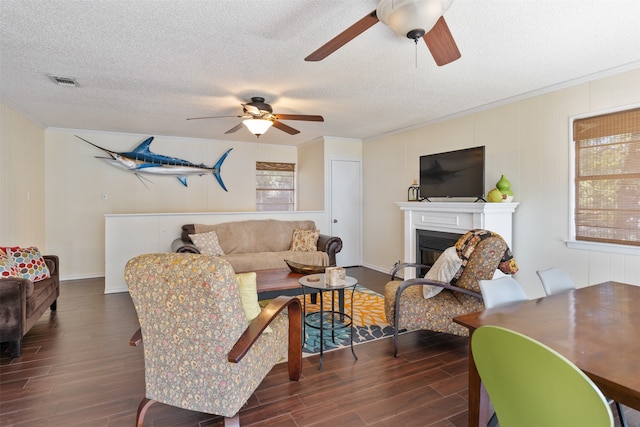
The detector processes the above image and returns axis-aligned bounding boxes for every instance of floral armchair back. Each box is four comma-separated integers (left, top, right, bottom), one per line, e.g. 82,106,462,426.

125,253,290,418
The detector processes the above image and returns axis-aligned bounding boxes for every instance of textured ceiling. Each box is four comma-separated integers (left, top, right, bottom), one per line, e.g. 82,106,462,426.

2,0,640,146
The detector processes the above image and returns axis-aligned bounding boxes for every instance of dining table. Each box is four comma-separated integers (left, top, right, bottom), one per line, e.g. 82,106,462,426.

453,281,640,427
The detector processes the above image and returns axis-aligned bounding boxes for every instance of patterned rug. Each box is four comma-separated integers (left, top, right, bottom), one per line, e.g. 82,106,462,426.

297,285,395,355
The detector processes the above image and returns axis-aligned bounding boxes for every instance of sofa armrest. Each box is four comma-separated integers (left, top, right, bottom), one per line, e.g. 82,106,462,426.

43,255,59,278
171,238,200,254
317,234,342,266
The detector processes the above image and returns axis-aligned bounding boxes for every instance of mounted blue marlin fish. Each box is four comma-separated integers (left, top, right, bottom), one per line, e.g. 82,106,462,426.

76,135,232,191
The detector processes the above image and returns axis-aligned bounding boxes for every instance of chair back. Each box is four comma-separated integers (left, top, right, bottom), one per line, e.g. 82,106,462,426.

471,325,613,427
125,253,289,417
536,267,576,296
454,237,508,294
478,276,527,309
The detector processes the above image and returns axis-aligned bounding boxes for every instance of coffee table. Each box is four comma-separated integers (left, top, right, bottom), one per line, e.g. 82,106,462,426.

299,273,358,370
255,268,305,299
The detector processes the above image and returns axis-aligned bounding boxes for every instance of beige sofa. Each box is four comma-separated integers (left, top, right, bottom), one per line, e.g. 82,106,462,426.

171,219,342,273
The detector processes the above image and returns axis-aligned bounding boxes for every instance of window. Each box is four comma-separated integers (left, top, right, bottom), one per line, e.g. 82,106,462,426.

571,106,640,249
256,162,295,211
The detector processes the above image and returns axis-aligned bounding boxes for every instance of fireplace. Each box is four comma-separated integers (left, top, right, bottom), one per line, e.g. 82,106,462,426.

416,229,462,276
396,201,518,280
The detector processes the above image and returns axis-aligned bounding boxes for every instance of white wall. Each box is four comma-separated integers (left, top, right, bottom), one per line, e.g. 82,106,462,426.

4,69,639,292
0,102,46,249
297,138,325,211
363,68,640,297
44,129,297,279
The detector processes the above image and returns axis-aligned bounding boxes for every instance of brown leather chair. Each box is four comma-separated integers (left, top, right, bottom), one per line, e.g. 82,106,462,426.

1,254,59,357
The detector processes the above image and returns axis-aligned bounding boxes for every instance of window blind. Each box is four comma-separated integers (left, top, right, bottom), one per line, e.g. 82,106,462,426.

256,162,295,211
573,107,640,246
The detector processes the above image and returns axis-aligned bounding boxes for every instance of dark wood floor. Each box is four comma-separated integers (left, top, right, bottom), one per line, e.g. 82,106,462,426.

1,267,637,426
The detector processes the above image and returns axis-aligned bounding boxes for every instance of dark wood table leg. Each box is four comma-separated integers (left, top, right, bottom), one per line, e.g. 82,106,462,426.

468,329,491,427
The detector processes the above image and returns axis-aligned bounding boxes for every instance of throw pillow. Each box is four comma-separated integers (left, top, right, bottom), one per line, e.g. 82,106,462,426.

189,230,225,256
7,246,51,282
290,229,320,252
235,272,272,333
423,246,462,299
0,252,20,278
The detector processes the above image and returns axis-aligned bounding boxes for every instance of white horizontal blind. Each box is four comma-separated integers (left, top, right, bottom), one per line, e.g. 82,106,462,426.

573,107,640,246
256,162,295,211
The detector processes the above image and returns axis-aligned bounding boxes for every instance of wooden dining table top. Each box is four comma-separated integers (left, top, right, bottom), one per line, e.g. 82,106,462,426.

454,281,640,412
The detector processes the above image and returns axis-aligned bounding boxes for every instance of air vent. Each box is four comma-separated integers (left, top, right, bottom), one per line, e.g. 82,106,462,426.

48,75,79,87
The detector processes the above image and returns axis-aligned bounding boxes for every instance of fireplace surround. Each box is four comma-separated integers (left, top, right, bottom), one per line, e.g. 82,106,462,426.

397,201,518,280
416,229,462,276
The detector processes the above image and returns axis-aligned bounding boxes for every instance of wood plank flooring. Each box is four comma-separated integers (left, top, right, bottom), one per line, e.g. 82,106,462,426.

1,267,637,426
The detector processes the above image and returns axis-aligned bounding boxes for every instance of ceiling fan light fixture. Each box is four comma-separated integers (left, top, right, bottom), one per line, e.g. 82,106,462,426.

243,118,273,136
377,0,452,39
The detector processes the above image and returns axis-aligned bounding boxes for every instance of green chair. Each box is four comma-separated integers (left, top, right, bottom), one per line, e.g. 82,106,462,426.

471,325,613,427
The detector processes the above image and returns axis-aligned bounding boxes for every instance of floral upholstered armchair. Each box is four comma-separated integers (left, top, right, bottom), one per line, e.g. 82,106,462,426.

125,253,302,427
384,230,518,357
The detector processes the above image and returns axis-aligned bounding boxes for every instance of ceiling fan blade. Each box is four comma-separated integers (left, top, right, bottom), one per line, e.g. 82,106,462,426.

224,123,244,134
305,10,379,61
187,115,246,121
272,120,300,135
423,16,461,66
274,114,324,122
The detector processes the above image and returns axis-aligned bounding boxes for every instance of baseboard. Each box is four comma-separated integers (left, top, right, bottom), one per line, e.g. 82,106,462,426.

361,262,406,279
360,263,390,275
61,273,105,282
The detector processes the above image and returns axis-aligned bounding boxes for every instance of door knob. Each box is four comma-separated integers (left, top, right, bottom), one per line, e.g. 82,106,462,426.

333,219,338,223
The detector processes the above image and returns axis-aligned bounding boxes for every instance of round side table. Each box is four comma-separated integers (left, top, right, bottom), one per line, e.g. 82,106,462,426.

299,273,358,370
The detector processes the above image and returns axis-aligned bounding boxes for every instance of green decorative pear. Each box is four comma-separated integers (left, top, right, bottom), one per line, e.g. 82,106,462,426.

496,175,513,196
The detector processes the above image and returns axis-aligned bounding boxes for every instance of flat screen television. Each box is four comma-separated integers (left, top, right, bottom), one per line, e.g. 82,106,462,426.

419,146,485,201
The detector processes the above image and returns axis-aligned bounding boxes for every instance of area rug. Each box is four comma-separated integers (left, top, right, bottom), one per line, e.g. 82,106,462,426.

298,285,395,355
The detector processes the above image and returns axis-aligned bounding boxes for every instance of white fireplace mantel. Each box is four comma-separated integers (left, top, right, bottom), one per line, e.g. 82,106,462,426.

396,201,518,279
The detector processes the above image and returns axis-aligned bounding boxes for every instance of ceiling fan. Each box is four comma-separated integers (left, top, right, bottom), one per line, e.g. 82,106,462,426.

305,0,460,66
187,97,324,137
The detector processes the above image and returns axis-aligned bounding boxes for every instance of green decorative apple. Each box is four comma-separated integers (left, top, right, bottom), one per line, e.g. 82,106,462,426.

487,188,503,202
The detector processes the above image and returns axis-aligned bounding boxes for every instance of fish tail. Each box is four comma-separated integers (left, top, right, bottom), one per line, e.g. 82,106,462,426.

213,148,232,192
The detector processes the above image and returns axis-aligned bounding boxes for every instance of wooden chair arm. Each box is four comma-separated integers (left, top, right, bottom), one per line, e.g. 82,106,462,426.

129,296,303,380
390,262,433,280
228,296,302,381
130,328,143,346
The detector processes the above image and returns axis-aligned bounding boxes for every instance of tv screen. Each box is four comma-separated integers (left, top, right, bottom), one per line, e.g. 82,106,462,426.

419,146,485,200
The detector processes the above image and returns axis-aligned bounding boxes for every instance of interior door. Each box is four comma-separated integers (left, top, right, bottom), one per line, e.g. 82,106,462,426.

330,159,362,267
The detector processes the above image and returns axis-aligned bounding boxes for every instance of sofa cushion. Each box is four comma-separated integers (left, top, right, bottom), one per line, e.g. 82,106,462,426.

236,272,260,321
290,229,320,252
7,247,50,282
235,272,272,333
189,230,225,256
26,277,58,317
195,220,316,254
0,252,20,278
